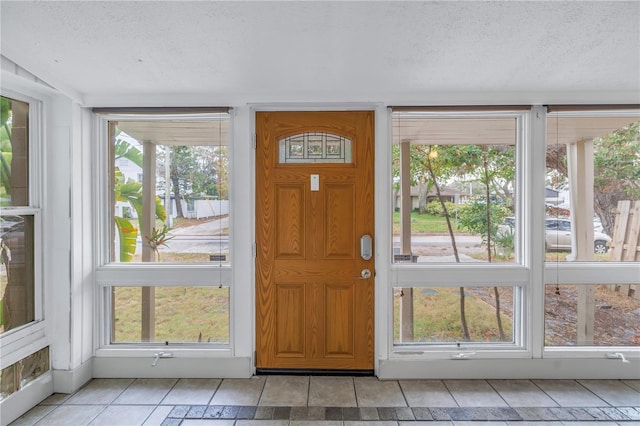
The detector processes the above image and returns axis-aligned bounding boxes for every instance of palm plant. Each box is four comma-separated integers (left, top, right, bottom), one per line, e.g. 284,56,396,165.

113,136,167,262
144,224,173,261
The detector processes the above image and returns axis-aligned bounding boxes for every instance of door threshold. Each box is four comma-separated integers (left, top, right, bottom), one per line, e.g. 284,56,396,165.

256,368,374,377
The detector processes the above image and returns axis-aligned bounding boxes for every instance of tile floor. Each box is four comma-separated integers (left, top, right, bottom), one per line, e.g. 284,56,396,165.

10,377,640,425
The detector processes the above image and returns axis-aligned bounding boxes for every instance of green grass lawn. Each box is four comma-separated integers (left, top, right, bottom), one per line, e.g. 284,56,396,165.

393,287,514,343
112,286,229,343
392,210,458,234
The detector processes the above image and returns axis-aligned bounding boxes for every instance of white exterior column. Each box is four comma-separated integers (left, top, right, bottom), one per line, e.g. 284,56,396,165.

567,138,595,345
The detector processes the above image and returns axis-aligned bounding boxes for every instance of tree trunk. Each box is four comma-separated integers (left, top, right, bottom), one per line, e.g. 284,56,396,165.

594,191,623,237
426,151,470,341
171,176,185,218
417,177,427,214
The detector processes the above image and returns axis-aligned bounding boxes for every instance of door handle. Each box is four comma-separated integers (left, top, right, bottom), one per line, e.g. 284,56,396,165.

354,268,372,279
360,234,372,260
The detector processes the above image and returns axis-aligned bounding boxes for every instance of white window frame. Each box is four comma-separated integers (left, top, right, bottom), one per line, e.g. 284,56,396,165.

0,89,47,370
388,109,532,358
93,111,234,357
543,108,640,360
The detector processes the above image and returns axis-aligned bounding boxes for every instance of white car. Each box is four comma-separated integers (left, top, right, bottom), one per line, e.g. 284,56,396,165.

545,218,611,254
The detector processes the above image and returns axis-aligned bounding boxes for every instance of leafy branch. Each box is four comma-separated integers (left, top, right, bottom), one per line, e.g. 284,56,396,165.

144,225,174,261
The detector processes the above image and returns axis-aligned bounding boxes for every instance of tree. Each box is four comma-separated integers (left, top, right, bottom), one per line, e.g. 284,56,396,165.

419,144,471,341
189,145,229,199
424,143,515,341
391,144,433,213
546,121,640,236
449,146,513,341
593,121,640,235
168,146,195,218
157,144,229,219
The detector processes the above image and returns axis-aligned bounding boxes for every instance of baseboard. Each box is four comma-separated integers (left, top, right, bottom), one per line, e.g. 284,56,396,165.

378,357,640,379
52,358,94,394
93,356,253,378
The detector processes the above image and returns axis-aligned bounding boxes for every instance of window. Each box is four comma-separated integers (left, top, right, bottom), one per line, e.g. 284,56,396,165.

545,107,640,348
390,108,528,349
108,116,230,264
0,96,37,335
392,112,521,264
96,110,231,346
0,92,47,402
278,132,352,163
111,286,229,344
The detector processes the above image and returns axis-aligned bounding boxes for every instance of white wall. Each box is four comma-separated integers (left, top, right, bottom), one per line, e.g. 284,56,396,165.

0,66,95,425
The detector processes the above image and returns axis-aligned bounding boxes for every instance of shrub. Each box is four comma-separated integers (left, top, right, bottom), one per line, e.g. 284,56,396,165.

425,200,457,217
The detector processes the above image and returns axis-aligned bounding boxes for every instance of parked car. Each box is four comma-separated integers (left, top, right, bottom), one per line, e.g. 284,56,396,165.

498,217,611,254
545,218,611,254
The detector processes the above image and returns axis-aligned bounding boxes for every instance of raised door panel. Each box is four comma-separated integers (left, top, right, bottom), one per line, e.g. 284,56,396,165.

325,183,356,259
275,184,305,259
275,283,306,357
324,283,355,357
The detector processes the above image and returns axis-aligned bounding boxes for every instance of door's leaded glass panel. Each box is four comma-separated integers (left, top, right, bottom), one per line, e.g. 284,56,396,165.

279,133,352,163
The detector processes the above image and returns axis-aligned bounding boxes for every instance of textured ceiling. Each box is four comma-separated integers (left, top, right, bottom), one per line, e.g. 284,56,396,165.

1,1,639,106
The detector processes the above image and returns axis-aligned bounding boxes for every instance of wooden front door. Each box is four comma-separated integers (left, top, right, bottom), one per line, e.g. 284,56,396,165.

256,111,374,372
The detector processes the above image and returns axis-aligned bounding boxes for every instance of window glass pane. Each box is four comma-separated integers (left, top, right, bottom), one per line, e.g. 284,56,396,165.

1,215,35,333
111,115,229,264
392,114,518,263
278,133,352,163
545,285,640,346
393,286,515,345
112,286,229,344
545,112,640,262
19,346,49,388
1,346,50,402
0,96,29,207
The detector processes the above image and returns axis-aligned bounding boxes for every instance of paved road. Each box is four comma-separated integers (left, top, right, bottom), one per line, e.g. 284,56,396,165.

152,217,483,260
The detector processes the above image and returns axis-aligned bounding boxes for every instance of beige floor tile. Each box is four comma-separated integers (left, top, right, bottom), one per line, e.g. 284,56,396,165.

354,377,406,407
161,378,220,405
9,405,57,425
489,379,559,407
39,393,71,405
444,380,507,407
235,421,289,426
308,376,357,407
35,405,105,426
578,379,640,406
181,420,235,425
113,378,177,405
210,377,266,406
399,380,458,407
66,378,134,405
142,405,174,426
622,379,640,392
399,423,452,426
89,405,155,426
259,375,309,406
507,422,563,426
532,380,607,407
